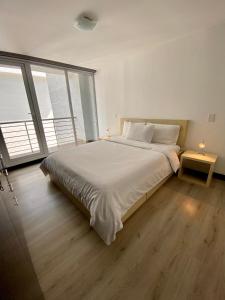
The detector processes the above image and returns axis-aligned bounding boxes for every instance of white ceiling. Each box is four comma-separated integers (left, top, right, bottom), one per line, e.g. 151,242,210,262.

1,0,225,65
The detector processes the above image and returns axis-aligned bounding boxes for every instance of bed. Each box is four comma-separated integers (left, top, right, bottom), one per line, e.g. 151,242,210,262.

41,118,188,245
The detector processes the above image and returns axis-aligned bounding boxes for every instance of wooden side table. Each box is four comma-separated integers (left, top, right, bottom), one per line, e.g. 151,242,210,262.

178,150,217,187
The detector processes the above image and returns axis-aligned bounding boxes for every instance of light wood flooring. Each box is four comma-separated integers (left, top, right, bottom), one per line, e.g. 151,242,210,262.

7,164,225,300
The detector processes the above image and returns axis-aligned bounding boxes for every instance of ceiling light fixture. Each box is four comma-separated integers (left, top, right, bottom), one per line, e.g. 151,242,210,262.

73,13,97,31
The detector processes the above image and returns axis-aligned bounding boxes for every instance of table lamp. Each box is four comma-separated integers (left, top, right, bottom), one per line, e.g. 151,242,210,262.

198,141,206,155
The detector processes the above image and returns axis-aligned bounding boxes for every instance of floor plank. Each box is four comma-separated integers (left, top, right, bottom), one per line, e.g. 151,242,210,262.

8,164,225,300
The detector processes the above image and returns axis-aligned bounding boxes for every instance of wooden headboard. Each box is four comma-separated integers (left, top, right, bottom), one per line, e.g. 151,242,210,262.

120,118,188,148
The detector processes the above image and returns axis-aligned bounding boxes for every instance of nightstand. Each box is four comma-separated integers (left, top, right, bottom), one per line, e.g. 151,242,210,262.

178,150,218,187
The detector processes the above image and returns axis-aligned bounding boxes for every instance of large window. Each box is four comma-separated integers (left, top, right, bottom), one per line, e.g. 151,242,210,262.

31,65,75,153
0,56,98,167
68,71,98,142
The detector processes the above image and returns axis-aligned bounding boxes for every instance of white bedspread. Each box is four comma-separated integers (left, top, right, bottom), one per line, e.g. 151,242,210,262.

40,139,180,245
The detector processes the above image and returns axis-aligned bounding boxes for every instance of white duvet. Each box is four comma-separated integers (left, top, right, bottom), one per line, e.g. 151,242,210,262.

40,138,180,245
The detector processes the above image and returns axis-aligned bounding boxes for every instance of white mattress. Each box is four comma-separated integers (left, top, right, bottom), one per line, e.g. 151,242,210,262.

40,138,180,245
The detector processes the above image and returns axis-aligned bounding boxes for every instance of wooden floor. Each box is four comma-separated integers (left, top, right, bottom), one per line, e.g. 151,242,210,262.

0,187,44,300
8,164,225,300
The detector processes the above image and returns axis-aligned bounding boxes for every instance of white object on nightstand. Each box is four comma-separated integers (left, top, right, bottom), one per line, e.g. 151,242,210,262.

178,150,218,187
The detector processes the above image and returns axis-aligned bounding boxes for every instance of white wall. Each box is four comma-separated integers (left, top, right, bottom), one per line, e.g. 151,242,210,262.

85,23,225,174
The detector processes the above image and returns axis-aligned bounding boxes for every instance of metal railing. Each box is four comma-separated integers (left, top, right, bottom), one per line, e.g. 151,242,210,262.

0,120,40,158
42,117,76,152
0,117,77,159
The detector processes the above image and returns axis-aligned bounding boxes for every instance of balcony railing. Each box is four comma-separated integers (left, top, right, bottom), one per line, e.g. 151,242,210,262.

42,117,76,152
0,117,78,159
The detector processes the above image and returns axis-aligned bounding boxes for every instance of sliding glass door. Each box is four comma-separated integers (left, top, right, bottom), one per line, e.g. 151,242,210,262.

0,58,98,167
31,65,77,152
68,71,98,143
0,62,44,166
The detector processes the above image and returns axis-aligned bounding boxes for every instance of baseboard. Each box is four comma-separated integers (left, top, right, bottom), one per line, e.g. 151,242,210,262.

213,172,225,181
8,158,44,171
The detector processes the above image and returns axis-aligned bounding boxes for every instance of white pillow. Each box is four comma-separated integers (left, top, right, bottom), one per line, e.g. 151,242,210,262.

150,123,180,145
122,121,131,137
122,121,145,137
126,123,154,143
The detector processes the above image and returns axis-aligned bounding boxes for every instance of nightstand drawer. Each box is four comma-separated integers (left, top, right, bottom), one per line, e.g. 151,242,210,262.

182,158,210,173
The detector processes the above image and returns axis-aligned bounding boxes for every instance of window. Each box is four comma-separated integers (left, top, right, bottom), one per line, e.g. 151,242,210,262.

68,71,98,142
0,56,98,167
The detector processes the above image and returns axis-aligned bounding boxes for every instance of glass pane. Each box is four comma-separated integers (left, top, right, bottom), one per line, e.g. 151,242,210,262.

0,65,32,122
68,72,98,143
31,65,71,119
68,72,86,142
31,65,76,152
0,64,40,159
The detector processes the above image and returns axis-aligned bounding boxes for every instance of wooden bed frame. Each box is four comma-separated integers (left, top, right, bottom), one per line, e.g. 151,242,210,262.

50,118,188,224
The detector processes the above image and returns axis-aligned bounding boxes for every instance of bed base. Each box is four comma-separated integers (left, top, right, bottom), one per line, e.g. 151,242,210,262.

49,173,172,224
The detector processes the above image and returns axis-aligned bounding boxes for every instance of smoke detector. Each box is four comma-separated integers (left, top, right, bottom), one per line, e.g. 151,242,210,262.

73,13,97,31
